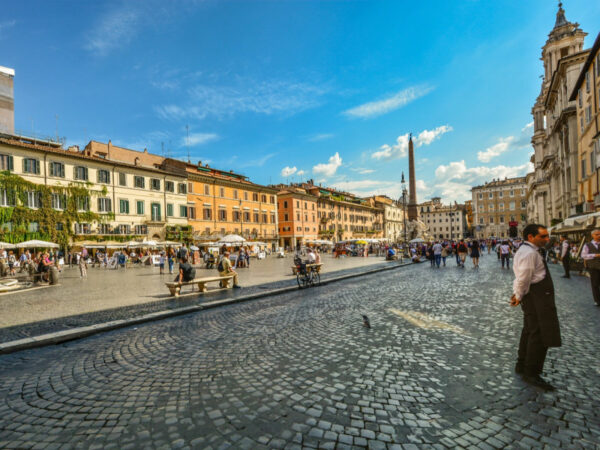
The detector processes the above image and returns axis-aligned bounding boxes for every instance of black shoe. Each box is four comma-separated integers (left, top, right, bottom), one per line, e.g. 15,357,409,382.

522,374,555,391
561,275,570,278
233,284,241,289
515,363,524,374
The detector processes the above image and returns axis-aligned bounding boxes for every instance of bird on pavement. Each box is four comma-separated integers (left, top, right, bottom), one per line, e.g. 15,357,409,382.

362,315,371,328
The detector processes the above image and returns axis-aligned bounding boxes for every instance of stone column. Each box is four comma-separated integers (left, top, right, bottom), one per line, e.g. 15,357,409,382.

407,135,418,221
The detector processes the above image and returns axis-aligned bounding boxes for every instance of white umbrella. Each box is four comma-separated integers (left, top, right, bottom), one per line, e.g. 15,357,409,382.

157,240,181,247
16,239,60,249
0,241,16,249
409,238,425,243
219,234,246,244
190,245,199,251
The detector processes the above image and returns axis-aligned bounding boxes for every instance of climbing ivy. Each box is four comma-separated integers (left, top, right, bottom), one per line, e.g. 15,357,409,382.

0,171,106,246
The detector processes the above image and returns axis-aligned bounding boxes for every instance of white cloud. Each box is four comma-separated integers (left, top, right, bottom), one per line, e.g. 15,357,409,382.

297,170,306,176
308,133,334,142
0,19,16,33
281,166,297,177
239,153,277,168
371,125,453,160
183,133,219,147
156,79,328,120
521,121,534,133
84,5,143,55
343,85,434,119
313,152,342,177
477,136,515,162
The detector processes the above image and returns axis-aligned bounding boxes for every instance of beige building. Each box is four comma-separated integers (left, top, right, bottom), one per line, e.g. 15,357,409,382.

419,197,467,240
0,135,188,241
369,195,405,242
0,66,14,135
570,31,600,211
528,4,589,224
472,177,527,239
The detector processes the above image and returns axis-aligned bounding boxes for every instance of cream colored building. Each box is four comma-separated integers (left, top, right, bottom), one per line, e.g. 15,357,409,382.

369,195,405,242
528,4,589,225
472,177,527,239
0,135,188,240
419,198,467,240
571,32,600,211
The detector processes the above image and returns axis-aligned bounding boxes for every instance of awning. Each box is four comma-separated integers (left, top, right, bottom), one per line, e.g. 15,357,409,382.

550,212,600,234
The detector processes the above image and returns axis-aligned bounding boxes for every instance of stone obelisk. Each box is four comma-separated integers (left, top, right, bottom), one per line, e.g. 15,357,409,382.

407,133,418,221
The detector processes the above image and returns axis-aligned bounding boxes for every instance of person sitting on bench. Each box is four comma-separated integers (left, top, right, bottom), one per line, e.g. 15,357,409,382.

218,252,241,289
174,257,196,283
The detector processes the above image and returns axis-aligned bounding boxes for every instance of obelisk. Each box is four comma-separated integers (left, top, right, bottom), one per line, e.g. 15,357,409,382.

407,133,418,221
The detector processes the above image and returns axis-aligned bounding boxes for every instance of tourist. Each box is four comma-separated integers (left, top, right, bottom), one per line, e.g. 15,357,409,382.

78,250,88,278
7,251,16,276
510,223,560,391
175,256,196,283
470,240,480,269
580,229,600,306
457,239,468,267
441,244,449,266
432,241,443,268
168,249,175,274
218,251,241,288
500,241,511,269
159,252,165,275
559,235,570,278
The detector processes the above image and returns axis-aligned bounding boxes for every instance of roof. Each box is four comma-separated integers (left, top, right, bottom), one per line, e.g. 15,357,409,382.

569,31,600,101
471,176,527,190
179,160,278,193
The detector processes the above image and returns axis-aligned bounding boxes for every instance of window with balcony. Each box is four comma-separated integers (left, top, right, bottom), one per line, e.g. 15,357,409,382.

0,153,13,171
134,176,145,189
49,161,65,178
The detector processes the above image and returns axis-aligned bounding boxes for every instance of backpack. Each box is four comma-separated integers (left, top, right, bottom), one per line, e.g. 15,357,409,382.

217,259,224,272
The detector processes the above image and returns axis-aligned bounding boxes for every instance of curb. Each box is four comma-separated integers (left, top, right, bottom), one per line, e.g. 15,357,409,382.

0,261,412,355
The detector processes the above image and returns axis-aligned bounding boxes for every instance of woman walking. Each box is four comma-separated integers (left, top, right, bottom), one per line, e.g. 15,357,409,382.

470,240,481,268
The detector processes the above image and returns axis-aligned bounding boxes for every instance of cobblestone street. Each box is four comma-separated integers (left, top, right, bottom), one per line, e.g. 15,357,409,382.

0,253,599,449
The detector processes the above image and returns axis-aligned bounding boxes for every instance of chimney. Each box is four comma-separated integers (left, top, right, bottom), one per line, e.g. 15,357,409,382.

144,148,148,154
107,140,112,160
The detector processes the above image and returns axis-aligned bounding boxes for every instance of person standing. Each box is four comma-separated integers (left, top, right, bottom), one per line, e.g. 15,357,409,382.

457,239,468,267
470,240,480,269
441,244,449,267
432,241,443,268
500,241,511,269
510,224,560,391
581,229,600,306
559,236,570,279
78,250,88,278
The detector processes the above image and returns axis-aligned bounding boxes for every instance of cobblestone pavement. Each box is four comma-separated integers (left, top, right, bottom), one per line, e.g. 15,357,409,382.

0,253,599,449
0,256,405,343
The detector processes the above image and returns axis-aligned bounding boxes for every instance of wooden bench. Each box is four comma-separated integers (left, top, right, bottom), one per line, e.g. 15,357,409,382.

291,263,323,275
166,275,234,297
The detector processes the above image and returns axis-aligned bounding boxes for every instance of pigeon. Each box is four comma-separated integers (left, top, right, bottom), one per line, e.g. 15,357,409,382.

362,315,371,329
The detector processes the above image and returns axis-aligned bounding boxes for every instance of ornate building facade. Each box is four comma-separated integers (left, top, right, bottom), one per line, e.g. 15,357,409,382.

528,4,589,225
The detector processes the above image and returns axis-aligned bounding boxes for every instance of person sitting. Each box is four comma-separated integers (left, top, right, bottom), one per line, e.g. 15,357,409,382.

218,252,241,288
386,248,396,260
174,257,196,283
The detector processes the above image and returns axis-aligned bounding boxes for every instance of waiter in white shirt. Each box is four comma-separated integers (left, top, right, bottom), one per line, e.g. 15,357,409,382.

510,224,561,391
581,229,600,306
559,235,571,279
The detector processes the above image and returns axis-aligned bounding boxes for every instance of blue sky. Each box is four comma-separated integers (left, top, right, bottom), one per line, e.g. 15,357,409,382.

1,0,599,202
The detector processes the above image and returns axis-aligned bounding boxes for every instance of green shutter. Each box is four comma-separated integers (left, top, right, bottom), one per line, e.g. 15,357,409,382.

8,156,13,171
35,160,40,174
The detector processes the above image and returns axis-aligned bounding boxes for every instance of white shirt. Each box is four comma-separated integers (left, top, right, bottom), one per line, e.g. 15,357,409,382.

561,241,570,258
307,252,316,263
500,244,511,254
581,240,600,260
513,242,547,300
432,243,442,255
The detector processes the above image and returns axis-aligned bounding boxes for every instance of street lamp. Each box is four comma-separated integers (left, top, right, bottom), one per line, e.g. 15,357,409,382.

449,211,454,242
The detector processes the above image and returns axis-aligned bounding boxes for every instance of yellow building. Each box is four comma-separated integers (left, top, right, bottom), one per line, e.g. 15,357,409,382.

160,159,279,248
571,31,600,210
0,135,188,242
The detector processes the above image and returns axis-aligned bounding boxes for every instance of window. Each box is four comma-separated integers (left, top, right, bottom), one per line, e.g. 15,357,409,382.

500,216,505,223
243,211,250,222
585,72,590,92
97,169,110,184
490,217,494,224
151,178,161,190
488,192,493,199
119,199,130,214
74,166,88,181
499,191,503,198
253,213,259,222
585,106,592,125
49,162,65,178
270,196,275,204
98,197,112,213
488,205,494,211
51,193,66,210
76,196,90,211
262,214,268,223
136,201,145,215
0,189,16,207
119,172,127,186
167,204,174,217
499,203,504,211
479,205,484,211
509,190,514,197
219,187,225,197
233,211,241,222
188,182,193,193
283,200,288,208
134,176,145,189
23,158,40,174
204,184,210,195
218,209,227,220
581,117,584,134
116,225,131,235
582,159,587,178
161,181,172,192
271,213,276,223
0,153,13,171
27,191,42,208
180,205,188,218
521,201,526,208
28,222,40,233
134,225,147,235
233,190,238,200
56,222,64,231
478,193,483,199
244,191,248,200
75,223,91,234
188,207,196,219
262,195,267,202
253,193,258,201
578,89,582,107
203,208,211,220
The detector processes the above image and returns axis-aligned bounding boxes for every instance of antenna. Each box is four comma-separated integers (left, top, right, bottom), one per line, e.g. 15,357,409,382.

186,124,190,163
55,114,59,142
161,141,164,157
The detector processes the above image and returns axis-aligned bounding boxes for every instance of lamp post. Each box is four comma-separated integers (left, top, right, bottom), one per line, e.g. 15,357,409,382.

449,211,454,242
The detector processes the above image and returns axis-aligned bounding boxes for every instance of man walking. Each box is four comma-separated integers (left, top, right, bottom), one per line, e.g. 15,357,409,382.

559,235,570,278
581,229,600,306
510,224,561,391
432,241,443,268
457,239,468,267
500,241,511,269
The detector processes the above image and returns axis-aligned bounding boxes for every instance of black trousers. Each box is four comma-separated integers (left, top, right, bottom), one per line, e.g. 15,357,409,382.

589,268,600,305
562,256,570,277
501,254,510,268
518,296,548,376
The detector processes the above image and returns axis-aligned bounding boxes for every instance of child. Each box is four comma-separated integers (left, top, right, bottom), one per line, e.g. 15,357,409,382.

159,252,165,275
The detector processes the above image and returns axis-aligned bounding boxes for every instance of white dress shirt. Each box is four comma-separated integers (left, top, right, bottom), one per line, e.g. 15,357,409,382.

513,242,547,300
581,240,600,260
561,241,570,258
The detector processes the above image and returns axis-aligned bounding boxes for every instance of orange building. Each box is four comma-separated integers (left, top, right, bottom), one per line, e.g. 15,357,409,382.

275,185,318,250
161,159,279,247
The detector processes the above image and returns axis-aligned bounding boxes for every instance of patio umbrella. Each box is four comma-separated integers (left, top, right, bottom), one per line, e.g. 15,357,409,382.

189,245,200,251
157,240,181,247
0,241,16,249
16,239,59,249
409,238,425,243
355,240,368,245
219,234,246,244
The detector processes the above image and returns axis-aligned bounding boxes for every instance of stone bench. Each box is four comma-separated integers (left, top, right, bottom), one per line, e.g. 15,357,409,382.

166,275,235,297
291,263,323,275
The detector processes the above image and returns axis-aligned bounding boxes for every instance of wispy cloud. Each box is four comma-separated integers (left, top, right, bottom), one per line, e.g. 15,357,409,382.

0,19,16,34
476,123,533,162
155,79,328,120
343,85,434,119
238,153,277,168
182,133,219,147
308,133,334,142
313,152,342,178
84,5,144,56
371,125,453,160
